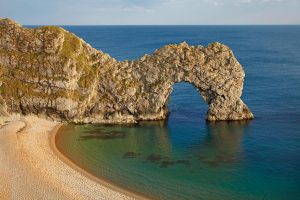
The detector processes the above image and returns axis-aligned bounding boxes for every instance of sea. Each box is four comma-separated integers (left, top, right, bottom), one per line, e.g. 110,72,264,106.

48,25,300,200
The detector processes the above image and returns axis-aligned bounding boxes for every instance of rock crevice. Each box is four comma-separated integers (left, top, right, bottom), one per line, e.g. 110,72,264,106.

0,18,254,123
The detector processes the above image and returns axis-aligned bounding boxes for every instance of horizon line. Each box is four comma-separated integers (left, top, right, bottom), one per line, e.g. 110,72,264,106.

24,24,300,26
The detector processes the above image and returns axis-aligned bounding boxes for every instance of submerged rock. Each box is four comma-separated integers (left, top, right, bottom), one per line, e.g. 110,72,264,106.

0,18,254,123
123,152,141,159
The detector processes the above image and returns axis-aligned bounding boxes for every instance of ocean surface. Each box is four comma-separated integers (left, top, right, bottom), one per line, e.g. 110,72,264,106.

53,26,300,200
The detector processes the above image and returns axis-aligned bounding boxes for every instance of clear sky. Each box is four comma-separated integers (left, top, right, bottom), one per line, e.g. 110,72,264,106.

0,0,299,25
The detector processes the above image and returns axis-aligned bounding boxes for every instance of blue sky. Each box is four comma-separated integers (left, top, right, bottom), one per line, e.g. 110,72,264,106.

0,0,299,25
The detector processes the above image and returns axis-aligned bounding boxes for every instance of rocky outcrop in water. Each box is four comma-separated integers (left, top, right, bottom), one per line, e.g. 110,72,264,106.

0,18,254,123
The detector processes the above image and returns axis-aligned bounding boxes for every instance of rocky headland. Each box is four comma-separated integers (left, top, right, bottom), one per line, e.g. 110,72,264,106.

0,18,254,123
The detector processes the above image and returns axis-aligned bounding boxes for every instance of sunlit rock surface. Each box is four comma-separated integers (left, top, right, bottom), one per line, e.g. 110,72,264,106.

0,18,254,123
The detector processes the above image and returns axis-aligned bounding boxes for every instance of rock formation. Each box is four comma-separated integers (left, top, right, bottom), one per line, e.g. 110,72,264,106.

0,18,254,123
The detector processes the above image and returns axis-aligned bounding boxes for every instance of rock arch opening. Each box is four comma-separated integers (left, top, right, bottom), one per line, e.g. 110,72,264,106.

166,82,207,122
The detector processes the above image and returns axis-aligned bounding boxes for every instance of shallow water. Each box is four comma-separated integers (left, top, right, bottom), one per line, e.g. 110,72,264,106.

55,25,300,200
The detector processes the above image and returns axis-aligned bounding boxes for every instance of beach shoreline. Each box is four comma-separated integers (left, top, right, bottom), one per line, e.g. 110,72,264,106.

0,115,143,200
51,123,151,200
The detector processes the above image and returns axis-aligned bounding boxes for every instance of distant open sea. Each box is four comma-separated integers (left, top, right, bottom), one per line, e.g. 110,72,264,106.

38,25,300,200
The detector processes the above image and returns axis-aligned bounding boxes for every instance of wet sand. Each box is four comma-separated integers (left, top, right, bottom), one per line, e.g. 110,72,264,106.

0,115,140,200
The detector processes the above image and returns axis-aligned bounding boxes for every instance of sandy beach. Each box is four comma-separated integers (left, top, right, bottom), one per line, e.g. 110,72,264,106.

0,115,138,200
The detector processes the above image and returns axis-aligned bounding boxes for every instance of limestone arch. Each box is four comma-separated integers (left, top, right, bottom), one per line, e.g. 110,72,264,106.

0,19,254,123
132,42,254,122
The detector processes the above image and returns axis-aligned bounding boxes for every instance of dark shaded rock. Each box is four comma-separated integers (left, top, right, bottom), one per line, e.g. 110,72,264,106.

160,160,176,168
146,154,162,163
202,160,220,168
123,152,141,159
176,159,191,166
79,130,126,140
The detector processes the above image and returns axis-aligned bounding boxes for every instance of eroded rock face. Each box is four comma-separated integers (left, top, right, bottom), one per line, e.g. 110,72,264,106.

0,18,254,123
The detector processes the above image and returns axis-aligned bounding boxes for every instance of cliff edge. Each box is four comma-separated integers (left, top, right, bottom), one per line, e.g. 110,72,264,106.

0,18,254,123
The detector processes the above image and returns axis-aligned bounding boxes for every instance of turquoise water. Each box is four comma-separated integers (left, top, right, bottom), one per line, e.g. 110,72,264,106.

54,26,300,200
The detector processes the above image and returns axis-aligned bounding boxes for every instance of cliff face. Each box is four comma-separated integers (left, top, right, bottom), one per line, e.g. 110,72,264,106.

0,18,254,123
